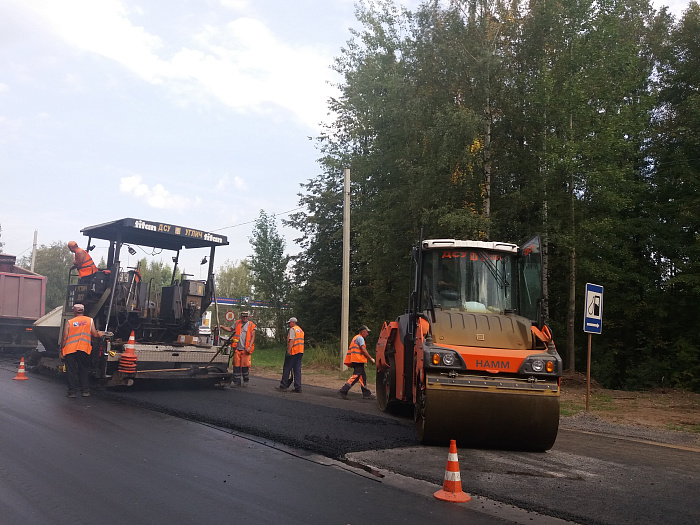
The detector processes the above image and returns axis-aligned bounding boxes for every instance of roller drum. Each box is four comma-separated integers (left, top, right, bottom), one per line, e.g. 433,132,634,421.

417,374,560,451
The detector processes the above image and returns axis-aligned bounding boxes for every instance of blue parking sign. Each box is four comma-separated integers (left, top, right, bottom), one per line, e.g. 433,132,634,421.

584,283,603,334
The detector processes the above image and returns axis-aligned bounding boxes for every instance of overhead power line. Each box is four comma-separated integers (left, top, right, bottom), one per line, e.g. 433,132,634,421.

211,207,304,233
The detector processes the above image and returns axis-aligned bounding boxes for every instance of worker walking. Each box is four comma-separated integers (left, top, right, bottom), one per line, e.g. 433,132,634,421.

68,241,98,281
339,325,375,400
61,303,104,398
279,317,304,393
217,311,256,387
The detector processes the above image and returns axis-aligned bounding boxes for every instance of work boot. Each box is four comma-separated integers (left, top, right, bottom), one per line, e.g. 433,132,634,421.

338,389,348,399
292,389,302,393
66,392,76,398
82,391,91,397
363,393,374,400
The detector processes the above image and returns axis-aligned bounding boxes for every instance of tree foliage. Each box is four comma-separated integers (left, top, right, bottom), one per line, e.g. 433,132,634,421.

134,257,180,304
19,241,72,310
289,0,700,391
215,259,251,299
249,211,291,343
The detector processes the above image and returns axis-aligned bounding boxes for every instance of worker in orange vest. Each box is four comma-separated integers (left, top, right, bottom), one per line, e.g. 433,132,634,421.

61,303,105,398
279,317,304,393
68,241,98,280
339,325,375,399
217,311,256,387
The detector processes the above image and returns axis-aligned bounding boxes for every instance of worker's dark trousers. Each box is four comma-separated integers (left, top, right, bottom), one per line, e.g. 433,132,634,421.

232,366,250,386
340,363,371,396
65,351,91,394
280,353,303,391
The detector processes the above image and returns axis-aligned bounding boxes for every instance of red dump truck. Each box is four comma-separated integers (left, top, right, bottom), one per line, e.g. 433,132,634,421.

0,253,46,352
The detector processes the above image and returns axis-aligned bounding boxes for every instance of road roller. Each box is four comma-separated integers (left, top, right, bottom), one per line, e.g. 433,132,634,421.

375,236,562,451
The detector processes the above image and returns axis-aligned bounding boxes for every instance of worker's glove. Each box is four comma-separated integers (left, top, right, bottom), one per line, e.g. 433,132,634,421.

103,331,114,338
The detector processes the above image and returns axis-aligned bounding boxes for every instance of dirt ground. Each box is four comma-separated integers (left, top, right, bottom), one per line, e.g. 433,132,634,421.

558,371,700,434
254,367,700,435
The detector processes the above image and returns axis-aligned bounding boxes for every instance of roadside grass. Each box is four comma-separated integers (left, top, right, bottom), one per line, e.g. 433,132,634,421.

253,341,377,384
559,402,582,417
667,422,700,433
560,394,618,416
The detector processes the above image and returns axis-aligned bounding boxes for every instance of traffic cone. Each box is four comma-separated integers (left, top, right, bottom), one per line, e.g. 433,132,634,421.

118,331,138,373
13,357,29,380
434,439,471,503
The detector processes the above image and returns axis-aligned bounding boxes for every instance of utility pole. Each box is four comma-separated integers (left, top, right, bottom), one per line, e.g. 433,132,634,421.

340,168,350,370
30,230,37,272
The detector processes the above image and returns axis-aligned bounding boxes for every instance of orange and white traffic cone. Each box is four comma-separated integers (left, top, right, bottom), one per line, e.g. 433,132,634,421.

434,439,471,502
118,331,138,373
13,357,29,381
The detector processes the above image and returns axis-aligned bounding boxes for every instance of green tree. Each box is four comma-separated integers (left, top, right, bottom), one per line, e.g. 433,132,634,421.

249,211,291,343
288,0,698,392
647,2,700,390
0,223,4,252
19,241,72,310
135,258,179,305
215,259,251,299
285,163,351,343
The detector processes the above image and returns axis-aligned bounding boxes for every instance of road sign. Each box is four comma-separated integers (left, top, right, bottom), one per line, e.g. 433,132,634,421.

584,283,603,334
225,311,235,322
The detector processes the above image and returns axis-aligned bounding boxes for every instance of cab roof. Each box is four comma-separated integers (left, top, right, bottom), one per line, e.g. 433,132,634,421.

422,239,518,253
81,218,228,251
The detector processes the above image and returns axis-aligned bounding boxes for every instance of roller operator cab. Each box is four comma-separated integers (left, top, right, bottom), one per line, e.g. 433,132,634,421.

375,236,562,451
31,218,233,388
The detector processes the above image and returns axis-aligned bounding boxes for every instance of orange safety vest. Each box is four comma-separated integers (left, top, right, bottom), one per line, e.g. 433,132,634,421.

63,315,93,355
288,325,304,355
234,320,256,352
344,334,367,365
75,248,98,278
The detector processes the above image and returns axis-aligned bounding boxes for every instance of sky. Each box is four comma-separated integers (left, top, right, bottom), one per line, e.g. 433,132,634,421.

0,0,693,279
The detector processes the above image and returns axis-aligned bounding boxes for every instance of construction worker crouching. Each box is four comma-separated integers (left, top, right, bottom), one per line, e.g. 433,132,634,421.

217,311,256,387
339,325,375,400
61,303,105,398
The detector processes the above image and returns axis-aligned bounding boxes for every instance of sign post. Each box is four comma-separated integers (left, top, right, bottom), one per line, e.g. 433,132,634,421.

583,283,604,411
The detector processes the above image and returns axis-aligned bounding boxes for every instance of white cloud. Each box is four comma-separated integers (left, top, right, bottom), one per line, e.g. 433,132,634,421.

119,174,196,210
214,175,246,192
15,0,338,129
220,0,250,10
20,0,166,82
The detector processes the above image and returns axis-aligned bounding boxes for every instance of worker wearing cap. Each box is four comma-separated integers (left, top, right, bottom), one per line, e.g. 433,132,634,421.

61,303,104,398
339,325,375,400
279,317,304,393
217,311,256,387
68,241,97,280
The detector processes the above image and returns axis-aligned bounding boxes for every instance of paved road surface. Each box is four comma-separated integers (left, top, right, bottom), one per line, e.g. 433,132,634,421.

0,363,568,525
3,358,699,525
99,373,700,525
